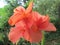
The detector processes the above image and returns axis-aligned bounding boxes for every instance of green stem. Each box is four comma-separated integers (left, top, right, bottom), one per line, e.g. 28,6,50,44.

41,31,45,45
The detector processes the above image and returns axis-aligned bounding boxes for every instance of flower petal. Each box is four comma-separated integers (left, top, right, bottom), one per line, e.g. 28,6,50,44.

8,6,25,26
8,27,24,43
14,6,25,13
42,23,56,31
15,20,29,31
8,20,27,43
29,24,42,43
23,11,42,29
32,11,42,21
15,20,26,28
8,13,25,26
37,15,56,31
23,29,42,43
23,14,34,29
23,30,30,41
29,30,42,43
37,15,50,30
25,1,33,14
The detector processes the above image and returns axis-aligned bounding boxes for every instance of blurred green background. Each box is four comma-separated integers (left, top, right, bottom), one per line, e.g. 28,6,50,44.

0,0,60,45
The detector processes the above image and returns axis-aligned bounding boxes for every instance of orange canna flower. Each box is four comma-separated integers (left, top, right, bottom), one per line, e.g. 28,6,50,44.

8,1,56,44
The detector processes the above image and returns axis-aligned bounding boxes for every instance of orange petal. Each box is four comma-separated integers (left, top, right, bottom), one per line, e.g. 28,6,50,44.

14,6,25,14
15,20,27,30
8,27,24,43
37,15,56,31
8,13,25,26
32,11,42,21
29,31,42,43
8,6,25,26
23,14,34,28
8,20,27,43
23,29,42,43
37,15,50,30
23,30,30,41
25,1,33,14
23,11,42,29
42,23,56,31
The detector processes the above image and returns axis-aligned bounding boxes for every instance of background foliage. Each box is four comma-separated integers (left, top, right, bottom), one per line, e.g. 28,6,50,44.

0,0,60,45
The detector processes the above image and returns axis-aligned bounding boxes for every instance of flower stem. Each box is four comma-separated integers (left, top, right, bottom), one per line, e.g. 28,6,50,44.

41,31,45,45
